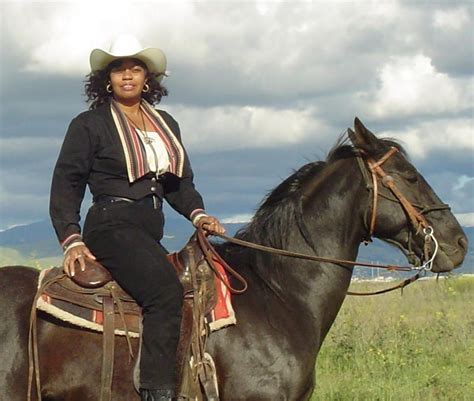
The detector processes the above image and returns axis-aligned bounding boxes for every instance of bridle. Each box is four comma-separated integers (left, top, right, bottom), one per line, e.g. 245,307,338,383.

202,143,451,296
354,145,450,273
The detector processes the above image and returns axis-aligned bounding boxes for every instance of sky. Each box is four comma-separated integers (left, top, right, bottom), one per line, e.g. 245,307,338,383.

0,0,473,233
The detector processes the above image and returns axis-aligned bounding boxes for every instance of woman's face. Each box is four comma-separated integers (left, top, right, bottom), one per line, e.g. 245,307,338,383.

109,58,148,104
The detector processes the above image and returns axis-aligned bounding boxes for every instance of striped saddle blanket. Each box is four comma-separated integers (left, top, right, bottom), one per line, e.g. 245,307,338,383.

36,237,236,336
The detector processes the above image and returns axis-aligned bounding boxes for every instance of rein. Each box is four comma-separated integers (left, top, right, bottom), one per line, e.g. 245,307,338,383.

207,231,430,297
208,231,414,271
204,144,449,297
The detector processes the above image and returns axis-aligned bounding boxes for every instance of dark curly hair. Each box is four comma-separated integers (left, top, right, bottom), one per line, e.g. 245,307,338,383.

84,58,168,109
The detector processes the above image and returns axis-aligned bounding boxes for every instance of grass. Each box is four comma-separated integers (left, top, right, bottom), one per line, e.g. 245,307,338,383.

0,246,62,268
311,275,474,401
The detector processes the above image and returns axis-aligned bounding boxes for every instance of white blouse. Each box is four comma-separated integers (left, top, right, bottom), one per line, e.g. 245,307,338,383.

135,128,170,175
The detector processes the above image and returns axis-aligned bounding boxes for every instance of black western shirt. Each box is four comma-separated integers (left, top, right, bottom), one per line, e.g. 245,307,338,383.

49,103,205,243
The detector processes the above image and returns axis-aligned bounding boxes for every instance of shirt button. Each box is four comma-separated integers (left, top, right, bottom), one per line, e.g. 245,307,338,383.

151,186,156,191
151,177,156,182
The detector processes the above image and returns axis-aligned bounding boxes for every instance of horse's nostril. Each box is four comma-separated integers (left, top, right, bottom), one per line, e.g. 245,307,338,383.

458,236,468,252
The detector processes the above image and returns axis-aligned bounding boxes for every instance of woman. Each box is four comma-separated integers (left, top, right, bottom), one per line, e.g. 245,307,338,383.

49,34,225,401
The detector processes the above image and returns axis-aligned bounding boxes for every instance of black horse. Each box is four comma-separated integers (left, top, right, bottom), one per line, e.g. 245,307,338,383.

0,118,467,400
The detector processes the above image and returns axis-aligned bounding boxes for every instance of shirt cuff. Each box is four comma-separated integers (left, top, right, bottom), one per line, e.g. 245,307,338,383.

60,233,83,249
63,241,85,255
190,209,208,227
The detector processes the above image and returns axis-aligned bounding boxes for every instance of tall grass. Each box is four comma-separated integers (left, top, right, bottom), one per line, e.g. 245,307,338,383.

311,276,474,401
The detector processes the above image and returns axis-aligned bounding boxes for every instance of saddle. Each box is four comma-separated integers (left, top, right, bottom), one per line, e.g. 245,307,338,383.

29,231,228,401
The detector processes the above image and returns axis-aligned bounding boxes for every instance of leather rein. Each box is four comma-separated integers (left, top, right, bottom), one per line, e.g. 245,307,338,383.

201,144,450,296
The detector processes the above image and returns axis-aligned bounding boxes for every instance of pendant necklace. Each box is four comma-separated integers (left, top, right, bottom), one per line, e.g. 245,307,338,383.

138,109,154,144
125,107,154,144
134,107,160,175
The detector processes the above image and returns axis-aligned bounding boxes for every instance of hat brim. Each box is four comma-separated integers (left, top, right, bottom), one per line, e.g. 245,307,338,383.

89,47,167,78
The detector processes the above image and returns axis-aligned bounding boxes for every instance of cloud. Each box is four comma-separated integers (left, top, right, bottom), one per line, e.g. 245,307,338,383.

221,213,253,224
379,117,473,159
433,7,471,30
0,0,473,232
369,54,472,118
2,2,187,75
420,170,474,216
0,137,62,162
455,213,474,228
167,104,328,152
453,175,474,191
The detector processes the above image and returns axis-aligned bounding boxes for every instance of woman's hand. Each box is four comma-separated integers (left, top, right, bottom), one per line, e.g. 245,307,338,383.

63,244,97,277
197,215,226,235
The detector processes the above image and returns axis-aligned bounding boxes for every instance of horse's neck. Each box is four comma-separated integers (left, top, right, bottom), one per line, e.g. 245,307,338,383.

258,158,366,336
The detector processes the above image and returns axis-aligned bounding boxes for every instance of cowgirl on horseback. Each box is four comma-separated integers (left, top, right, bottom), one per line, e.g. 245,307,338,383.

50,34,225,401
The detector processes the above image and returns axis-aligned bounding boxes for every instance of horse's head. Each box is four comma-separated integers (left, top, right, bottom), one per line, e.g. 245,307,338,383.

348,117,468,273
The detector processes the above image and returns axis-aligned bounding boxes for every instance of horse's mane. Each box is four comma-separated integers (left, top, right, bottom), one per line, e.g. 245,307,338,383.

236,133,406,248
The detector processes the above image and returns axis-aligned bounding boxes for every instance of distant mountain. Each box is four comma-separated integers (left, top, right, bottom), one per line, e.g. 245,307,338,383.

1,219,472,276
0,220,59,258
0,218,244,268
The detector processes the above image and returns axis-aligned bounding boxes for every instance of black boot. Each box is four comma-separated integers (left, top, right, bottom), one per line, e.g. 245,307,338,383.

139,388,174,401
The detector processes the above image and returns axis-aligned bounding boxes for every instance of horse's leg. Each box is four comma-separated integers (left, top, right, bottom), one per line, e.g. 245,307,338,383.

0,266,38,400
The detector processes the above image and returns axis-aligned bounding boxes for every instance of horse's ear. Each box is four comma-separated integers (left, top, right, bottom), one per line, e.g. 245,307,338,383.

347,127,357,144
350,117,379,151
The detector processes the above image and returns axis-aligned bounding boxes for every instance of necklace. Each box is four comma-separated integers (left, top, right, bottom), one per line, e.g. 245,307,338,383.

125,108,154,144
138,109,154,144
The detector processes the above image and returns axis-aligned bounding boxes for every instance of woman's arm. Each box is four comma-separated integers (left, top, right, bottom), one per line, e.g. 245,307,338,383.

50,115,98,275
49,115,95,246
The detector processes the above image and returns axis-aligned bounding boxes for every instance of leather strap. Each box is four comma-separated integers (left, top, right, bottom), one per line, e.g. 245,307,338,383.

347,271,423,296
100,296,115,401
28,274,65,401
197,230,250,293
362,147,398,239
208,231,414,271
366,147,430,235
108,284,134,360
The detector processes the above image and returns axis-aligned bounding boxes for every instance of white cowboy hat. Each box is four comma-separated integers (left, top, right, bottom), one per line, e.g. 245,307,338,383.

89,34,167,78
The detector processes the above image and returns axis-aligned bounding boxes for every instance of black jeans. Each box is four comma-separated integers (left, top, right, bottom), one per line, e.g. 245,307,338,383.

83,200,183,390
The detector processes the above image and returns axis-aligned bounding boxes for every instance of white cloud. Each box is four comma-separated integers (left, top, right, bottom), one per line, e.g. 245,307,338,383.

454,175,474,191
3,1,194,75
433,7,470,30
1,0,404,95
370,54,472,118
222,213,253,224
167,104,328,152
455,213,474,228
380,118,473,159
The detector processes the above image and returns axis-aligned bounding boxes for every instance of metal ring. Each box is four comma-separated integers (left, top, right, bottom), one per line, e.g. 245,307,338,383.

423,226,434,236
381,175,394,187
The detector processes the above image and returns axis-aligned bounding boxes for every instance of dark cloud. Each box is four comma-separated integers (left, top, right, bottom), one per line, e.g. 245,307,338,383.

1,72,86,139
399,1,474,76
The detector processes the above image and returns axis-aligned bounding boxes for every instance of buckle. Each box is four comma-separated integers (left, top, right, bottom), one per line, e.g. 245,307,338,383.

151,194,161,209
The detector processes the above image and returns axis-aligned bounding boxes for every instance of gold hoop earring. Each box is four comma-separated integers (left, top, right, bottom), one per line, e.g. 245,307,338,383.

106,83,113,93
142,83,150,93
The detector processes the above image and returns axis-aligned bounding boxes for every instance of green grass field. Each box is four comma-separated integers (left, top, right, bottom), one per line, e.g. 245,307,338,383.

311,275,474,401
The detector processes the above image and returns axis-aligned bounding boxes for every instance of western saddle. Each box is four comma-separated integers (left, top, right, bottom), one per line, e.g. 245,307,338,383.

28,231,230,401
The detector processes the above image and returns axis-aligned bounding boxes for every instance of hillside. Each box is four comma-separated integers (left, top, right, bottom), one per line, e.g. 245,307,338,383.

1,219,472,276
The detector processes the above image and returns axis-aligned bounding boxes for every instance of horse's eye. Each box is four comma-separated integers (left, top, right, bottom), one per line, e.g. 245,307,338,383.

406,173,418,183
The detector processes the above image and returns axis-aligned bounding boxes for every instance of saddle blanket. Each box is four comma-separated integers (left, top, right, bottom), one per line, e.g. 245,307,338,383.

206,256,236,331
36,260,236,336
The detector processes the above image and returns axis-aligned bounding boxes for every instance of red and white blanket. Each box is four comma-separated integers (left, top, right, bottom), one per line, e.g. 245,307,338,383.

36,263,236,336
